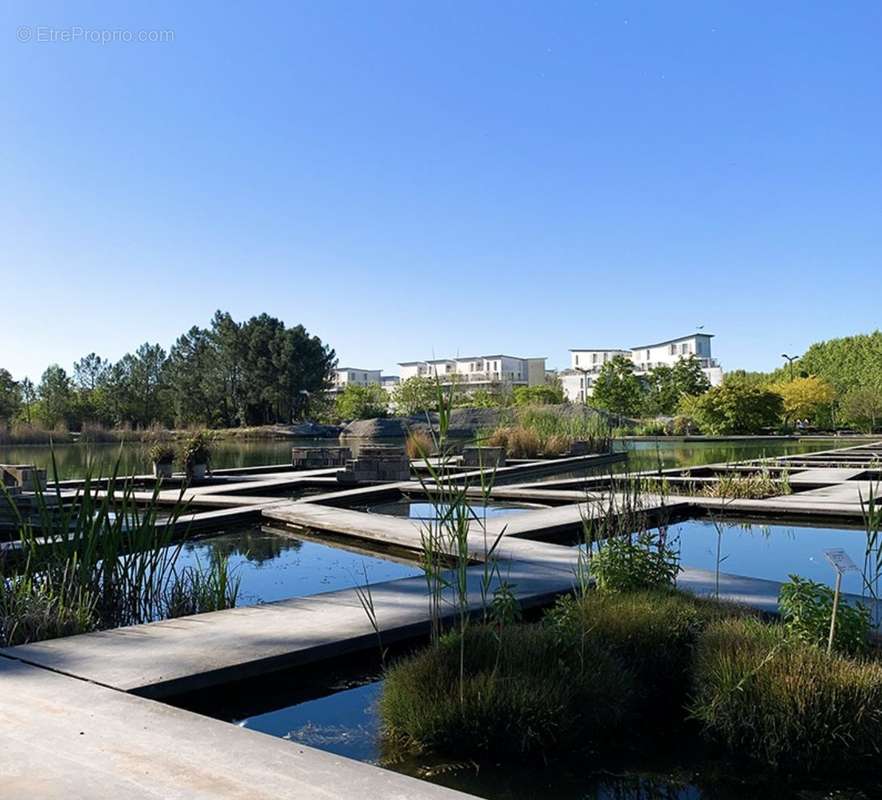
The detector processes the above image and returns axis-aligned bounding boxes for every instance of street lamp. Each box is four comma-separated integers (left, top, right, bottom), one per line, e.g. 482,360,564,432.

781,353,800,381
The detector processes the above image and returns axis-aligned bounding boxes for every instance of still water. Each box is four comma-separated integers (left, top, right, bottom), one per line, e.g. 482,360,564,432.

172,527,421,606
0,437,848,480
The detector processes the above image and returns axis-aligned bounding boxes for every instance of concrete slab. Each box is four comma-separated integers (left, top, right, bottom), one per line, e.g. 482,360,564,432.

0,658,474,799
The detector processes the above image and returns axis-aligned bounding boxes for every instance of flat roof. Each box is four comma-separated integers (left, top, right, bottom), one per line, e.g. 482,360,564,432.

630,333,714,350
335,367,382,373
398,355,546,366
568,348,630,353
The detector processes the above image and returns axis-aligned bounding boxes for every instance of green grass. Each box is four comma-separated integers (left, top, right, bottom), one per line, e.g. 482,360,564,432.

689,617,882,772
545,590,751,718
380,623,633,759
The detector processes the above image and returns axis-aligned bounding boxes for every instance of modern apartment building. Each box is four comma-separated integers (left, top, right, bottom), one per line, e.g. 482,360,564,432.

330,367,383,395
398,355,547,391
560,333,723,402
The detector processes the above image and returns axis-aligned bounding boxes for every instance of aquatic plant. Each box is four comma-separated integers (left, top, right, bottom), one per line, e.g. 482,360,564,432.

778,574,870,656
0,452,238,645
689,617,882,771
380,623,633,759
701,465,792,500
179,429,216,475
545,589,751,719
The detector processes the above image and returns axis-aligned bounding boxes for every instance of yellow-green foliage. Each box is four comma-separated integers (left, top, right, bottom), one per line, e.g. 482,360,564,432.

690,618,882,771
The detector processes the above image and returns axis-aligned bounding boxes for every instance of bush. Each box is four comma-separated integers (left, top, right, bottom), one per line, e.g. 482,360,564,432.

779,574,870,656
335,384,389,420
513,384,564,406
545,590,748,717
589,531,680,594
179,429,215,469
380,624,633,758
689,617,882,771
683,378,783,435
701,468,792,500
405,430,433,460
485,425,543,458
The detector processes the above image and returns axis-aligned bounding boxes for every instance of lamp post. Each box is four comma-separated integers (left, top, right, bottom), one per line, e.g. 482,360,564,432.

781,353,800,381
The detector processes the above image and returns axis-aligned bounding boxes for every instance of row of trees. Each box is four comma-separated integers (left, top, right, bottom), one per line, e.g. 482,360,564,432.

334,375,568,420
588,333,882,434
0,311,336,430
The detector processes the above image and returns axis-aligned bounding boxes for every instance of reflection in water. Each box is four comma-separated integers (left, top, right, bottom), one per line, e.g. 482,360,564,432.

0,438,846,480
669,520,868,595
173,527,421,606
364,500,538,520
236,679,866,800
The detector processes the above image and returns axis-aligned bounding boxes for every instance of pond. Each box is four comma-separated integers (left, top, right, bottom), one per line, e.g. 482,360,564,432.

360,499,542,520
213,675,871,800
0,437,855,480
668,519,870,595
172,526,421,606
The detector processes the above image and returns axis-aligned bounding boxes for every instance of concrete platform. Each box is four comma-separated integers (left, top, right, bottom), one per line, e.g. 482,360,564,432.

0,658,474,799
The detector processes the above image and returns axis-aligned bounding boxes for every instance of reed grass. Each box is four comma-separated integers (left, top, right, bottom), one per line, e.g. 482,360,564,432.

0,452,239,645
380,623,633,759
689,617,882,771
405,430,433,460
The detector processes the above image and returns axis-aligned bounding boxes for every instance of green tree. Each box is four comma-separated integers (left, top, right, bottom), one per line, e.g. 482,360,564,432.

335,384,389,420
513,383,564,406
0,368,21,422
392,376,442,416
590,356,644,418
841,387,882,433
35,365,75,428
644,356,711,416
683,376,783,435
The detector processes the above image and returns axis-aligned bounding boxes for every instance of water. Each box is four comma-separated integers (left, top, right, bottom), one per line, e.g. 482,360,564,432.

670,519,869,595
0,437,852,480
615,438,844,473
232,678,872,799
172,527,421,606
361,499,541,520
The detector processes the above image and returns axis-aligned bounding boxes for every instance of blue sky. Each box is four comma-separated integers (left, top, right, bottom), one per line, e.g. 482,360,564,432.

2,1,880,380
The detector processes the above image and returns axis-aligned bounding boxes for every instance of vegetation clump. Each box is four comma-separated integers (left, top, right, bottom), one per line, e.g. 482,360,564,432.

779,574,870,656
689,617,882,772
380,623,633,758
404,430,434,460
588,531,680,594
700,467,792,499
545,590,750,718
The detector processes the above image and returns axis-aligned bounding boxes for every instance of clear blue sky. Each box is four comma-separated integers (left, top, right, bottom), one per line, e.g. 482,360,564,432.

2,1,880,381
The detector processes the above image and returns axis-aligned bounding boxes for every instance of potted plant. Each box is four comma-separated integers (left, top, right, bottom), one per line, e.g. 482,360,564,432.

180,430,214,481
148,442,177,479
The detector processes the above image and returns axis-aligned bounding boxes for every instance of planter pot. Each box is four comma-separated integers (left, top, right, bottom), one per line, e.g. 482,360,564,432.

187,463,208,481
153,461,174,479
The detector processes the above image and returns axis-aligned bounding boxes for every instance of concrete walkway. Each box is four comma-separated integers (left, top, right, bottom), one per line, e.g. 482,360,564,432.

0,658,475,799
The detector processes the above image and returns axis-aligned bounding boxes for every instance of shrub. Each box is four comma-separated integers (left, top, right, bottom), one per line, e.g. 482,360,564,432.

689,617,882,771
147,441,177,465
335,384,389,420
778,574,870,656
380,624,633,758
545,589,748,717
589,531,680,594
485,426,542,459
179,429,215,470
683,378,783,435
512,384,564,406
405,430,433,460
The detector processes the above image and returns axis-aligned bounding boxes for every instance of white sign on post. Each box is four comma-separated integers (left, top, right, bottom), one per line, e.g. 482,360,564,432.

823,548,859,574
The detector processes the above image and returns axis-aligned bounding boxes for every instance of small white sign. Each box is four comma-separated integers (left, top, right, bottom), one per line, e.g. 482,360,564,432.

823,548,859,574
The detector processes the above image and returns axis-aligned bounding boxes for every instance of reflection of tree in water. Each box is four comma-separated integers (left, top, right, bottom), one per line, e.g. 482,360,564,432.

596,775,699,800
185,528,303,566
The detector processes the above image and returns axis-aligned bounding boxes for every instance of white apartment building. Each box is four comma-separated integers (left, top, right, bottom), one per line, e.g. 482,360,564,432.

561,334,723,403
398,355,547,391
330,367,383,395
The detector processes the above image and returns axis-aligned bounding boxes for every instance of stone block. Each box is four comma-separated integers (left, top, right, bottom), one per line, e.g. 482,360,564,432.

461,446,506,468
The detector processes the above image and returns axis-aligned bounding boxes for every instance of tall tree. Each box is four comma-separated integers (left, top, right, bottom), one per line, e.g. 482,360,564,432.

590,356,644,418
0,368,21,422
36,365,74,428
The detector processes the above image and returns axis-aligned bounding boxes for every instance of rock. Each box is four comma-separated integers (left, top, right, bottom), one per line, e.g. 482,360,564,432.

288,421,342,438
